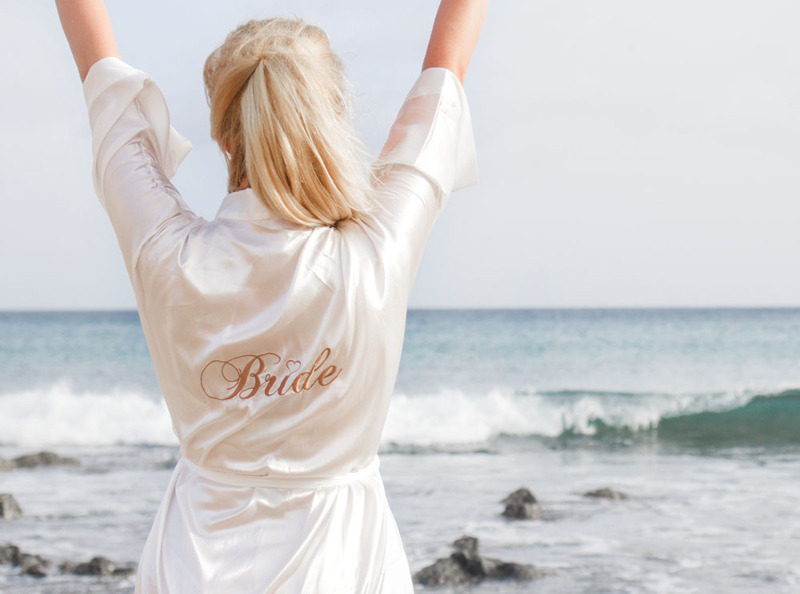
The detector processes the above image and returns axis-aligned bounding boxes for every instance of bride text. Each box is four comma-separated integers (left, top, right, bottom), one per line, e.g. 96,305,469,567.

200,346,343,401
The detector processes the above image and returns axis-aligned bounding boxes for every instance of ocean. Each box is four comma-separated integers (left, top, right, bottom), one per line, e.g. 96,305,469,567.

1,308,799,593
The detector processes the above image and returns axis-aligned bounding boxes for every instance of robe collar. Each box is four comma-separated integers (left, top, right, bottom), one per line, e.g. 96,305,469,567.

214,188,277,221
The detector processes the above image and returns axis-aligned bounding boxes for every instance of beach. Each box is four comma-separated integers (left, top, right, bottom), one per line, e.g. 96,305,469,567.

1,308,799,592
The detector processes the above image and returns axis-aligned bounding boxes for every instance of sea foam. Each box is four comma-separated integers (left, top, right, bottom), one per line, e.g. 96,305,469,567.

382,387,755,447
0,379,177,447
1,381,792,448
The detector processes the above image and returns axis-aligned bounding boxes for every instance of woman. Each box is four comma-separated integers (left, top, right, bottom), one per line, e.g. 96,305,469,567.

56,0,485,592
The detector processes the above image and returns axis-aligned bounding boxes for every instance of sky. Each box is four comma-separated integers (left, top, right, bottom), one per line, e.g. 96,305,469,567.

1,0,799,309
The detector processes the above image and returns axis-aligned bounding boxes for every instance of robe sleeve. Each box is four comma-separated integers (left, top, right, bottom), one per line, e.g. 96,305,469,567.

376,67,479,197
362,66,479,295
82,56,200,279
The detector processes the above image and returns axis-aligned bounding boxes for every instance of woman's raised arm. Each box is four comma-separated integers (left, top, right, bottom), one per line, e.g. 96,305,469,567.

422,0,488,85
55,0,120,83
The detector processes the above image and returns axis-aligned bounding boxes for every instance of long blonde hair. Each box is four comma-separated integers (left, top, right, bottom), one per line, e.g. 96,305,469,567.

203,17,376,228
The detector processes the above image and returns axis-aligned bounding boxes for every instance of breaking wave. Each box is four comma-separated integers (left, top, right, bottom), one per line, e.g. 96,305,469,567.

1,381,797,449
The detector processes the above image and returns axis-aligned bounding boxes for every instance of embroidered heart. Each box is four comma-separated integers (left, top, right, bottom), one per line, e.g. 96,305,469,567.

285,360,301,374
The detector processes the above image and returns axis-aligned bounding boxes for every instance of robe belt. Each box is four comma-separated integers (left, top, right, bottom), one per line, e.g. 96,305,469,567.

180,454,381,488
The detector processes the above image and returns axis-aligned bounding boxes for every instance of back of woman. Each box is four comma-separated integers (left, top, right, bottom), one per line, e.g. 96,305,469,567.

58,1,485,592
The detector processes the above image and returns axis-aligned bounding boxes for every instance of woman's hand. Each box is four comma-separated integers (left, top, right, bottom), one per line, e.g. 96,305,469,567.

422,0,488,85
55,0,120,82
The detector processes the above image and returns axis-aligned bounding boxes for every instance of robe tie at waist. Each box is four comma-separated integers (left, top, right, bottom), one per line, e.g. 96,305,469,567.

181,454,381,489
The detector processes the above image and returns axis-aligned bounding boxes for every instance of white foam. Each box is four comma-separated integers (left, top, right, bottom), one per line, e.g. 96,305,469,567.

380,387,756,447
0,381,759,448
0,379,177,447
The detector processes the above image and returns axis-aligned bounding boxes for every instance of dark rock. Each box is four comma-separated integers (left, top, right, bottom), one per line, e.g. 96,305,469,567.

461,552,539,581
73,556,114,576
414,556,478,585
452,535,479,558
501,487,543,519
60,556,135,577
502,487,539,505
18,553,50,578
0,494,23,520
584,487,629,501
0,544,53,578
448,535,490,577
12,451,81,469
22,563,48,578
0,544,21,565
450,550,484,578
475,555,503,576
485,559,540,580
413,534,540,586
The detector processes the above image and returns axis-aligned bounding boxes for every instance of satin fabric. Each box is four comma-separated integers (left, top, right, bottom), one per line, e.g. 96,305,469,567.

82,56,478,593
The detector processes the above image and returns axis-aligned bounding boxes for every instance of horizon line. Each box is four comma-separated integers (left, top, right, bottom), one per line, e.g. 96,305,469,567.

2,304,800,313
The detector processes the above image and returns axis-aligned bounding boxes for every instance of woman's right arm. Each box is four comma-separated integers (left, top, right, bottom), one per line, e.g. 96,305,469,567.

422,0,488,85
55,0,120,83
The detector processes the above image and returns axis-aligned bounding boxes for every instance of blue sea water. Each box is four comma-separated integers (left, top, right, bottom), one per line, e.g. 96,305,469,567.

1,308,799,593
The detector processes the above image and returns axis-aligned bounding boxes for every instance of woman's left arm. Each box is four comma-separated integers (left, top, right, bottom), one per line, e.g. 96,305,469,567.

55,0,120,82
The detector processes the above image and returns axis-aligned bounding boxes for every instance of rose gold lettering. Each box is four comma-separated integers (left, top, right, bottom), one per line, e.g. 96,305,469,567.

201,359,241,400
277,370,298,396
201,352,280,401
263,374,280,397
317,365,342,386
200,346,342,402
291,373,306,393
304,347,333,391
235,356,265,399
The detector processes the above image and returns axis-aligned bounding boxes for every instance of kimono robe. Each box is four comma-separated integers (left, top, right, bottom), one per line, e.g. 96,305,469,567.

82,53,478,593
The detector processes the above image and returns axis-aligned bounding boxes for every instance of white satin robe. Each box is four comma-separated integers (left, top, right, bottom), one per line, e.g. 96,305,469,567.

82,55,478,593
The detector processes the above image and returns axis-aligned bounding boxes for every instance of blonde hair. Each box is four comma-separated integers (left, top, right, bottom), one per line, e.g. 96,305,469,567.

203,16,376,228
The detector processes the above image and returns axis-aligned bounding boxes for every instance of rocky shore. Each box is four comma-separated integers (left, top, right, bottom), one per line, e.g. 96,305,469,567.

413,484,631,586
0,544,136,579
3,449,632,588
1,450,137,581
0,450,81,471
413,535,543,585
